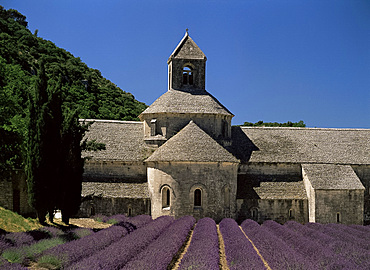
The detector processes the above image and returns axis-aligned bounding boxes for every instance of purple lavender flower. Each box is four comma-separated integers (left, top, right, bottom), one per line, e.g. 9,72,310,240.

67,215,174,270
122,216,195,270
242,219,317,270
263,220,357,268
178,217,219,270
219,218,265,270
39,224,131,267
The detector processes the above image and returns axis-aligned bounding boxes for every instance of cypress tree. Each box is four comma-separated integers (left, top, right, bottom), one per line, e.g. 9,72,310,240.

26,62,62,224
57,109,87,224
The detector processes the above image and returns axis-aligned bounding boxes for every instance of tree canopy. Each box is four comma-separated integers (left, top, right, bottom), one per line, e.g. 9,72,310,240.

240,120,306,127
0,6,146,174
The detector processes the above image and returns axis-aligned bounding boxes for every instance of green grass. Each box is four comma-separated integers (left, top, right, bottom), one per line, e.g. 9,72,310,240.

37,254,65,269
0,207,42,232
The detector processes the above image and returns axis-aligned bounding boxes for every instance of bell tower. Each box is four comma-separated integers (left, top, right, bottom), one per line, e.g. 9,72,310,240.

167,30,207,91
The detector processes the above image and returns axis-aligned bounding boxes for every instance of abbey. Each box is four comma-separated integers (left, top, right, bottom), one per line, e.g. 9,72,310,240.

79,32,370,225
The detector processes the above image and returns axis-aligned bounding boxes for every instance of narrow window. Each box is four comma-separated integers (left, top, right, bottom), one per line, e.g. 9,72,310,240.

289,209,293,218
336,212,341,223
90,206,95,216
224,187,230,207
128,207,132,216
251,208,258,219
183,66,193,85
150,119,157,136
162,187,170,208
194,189,202,207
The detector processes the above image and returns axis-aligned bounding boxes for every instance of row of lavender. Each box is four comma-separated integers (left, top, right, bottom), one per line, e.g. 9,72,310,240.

2,215,370,269
0,214,152,269
219,219,370,270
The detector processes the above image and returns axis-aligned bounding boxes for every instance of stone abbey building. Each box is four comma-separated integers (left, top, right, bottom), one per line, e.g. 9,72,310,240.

78,32,370,225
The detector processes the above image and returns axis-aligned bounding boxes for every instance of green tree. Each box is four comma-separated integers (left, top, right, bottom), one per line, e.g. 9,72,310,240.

241,120,306,127
57,110,87,224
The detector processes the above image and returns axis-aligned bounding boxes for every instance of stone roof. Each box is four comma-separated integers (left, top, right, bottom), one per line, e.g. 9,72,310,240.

231,126,370,165
139,89,233,117
81,182,149,199
146,121,239,163
302,164,365,190
168,31,206,61
253,181,308,200
81,119,149,161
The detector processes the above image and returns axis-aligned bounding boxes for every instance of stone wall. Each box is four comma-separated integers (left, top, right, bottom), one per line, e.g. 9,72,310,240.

352,165,370,224
147,161,238,222
236,198,308,224
142,113,232,143
0,171,34,216
169,59,206,90
83,161,147,182
314,189,364,225
78,196,150,217
239,162,302,180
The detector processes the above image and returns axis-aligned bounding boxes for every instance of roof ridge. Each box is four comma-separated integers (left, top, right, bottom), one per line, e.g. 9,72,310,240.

239,126,369,131
80,119,143,124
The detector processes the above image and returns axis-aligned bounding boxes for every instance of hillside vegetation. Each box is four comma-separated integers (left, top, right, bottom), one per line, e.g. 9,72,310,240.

0,6,147,174
0,207,42,232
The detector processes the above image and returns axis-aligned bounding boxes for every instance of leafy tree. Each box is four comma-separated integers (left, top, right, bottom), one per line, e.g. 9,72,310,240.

241,120,306,127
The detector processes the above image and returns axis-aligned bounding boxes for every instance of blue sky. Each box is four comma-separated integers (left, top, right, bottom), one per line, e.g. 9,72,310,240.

2,0,370,128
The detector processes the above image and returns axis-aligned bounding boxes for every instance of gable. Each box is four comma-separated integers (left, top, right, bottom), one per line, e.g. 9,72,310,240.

146,121,238,163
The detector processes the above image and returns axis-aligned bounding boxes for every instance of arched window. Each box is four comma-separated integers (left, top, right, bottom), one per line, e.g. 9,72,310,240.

162,187,170,208
336,212,341,223
194,189,202,207
224,186,230,207
251,208,258,219
183,66,193,85
128,207,132,216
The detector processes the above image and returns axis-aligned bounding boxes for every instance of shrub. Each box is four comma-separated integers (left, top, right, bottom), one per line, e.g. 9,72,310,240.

39,224,130,267
68,215,174,270
219,218,265,270
242,219,316,270
123,216,195,270
178,217,219,270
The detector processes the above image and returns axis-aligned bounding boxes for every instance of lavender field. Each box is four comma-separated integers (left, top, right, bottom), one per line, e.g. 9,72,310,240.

1,215,369,270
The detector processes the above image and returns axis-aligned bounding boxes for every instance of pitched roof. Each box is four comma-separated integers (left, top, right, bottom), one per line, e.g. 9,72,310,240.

168,31,206,61
139,89,233,117
302,164,364,190
81,119,149,161
82,182,149,198
230,126,370,165
146,121,239,163
253,181,308,200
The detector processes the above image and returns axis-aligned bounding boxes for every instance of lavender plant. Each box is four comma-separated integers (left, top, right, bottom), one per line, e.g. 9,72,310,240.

39,224,131,267
67,215,174,270
178,217,219,270
263,220,357,269
122,216,195,270
242,219,318,270
219,218,265,270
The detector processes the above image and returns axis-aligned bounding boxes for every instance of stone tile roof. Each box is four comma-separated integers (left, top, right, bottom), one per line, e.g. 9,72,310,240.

139,89,233,117
231,127,370,165
169,31,206,60
81,119,149,161
81,182,149,199
302,164,365,190
253,181,308,200
146,121,239,163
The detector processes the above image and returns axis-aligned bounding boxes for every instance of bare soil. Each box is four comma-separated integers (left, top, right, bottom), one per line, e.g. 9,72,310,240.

67,218,112,229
